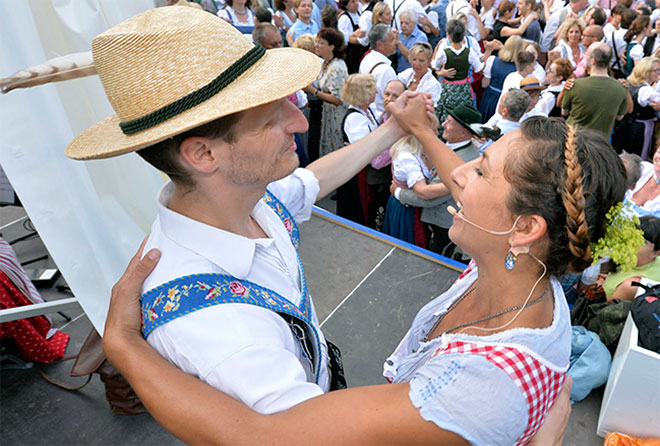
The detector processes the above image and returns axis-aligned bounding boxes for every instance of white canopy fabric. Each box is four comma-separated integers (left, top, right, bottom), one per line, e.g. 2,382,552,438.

0,0,166,335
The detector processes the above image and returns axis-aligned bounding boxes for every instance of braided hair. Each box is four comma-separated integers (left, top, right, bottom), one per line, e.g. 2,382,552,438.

503,118,627,275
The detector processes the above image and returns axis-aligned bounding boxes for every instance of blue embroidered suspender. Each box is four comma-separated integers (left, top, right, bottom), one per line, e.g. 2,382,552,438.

140,191,323,384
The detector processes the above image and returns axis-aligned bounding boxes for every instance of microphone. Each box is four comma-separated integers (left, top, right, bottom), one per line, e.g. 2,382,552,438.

447,205,520,236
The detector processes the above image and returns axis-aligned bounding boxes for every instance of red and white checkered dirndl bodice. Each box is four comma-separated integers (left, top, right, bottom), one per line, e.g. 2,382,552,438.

431,340,566,446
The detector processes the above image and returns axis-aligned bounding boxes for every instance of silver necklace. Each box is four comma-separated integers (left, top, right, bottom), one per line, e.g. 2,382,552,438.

423,285,549,341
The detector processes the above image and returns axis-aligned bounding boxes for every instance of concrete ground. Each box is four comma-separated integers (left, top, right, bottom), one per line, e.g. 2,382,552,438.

0,204,605,445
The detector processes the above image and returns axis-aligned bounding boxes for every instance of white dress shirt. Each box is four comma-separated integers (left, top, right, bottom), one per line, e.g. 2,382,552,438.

398,68,443,106
142,169,330,415
359,50,398,120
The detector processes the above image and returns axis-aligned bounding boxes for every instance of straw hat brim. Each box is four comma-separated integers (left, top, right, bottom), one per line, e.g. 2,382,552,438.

66,48,321,160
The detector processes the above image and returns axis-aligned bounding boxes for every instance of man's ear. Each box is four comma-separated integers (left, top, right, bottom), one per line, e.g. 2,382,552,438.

178,136,221,175
508,214,547,252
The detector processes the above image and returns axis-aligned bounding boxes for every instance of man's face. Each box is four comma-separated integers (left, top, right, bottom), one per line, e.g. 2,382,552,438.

581,26,599,48
379,30,398,56
543,62,559,85
441,115,469,143
262,28,283,49
215,99,307,187
517,0,529,16
524,89,540,110
400,16,415,37
383,81,405,108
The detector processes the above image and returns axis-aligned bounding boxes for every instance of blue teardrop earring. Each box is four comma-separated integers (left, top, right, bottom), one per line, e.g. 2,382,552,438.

504,251,517,270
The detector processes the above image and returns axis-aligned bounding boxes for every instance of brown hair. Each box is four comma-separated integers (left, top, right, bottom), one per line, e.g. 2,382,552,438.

494,0,515,20
504,118,627,275
552,58,574,81
136,113,242,189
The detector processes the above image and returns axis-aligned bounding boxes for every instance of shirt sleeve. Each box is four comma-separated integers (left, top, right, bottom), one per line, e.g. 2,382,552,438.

358,12,372,46
148,304,324,415
406,352,528,445
469,48,484,73
483,55,495,78
337,15,352,46
630,43,644,61
267,168,320,223
345,113,371,143
432,50,447,71
562,87,573,114
393,152,426,188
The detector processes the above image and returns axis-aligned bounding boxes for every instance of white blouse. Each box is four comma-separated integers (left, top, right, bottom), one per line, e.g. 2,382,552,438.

397,68,442,106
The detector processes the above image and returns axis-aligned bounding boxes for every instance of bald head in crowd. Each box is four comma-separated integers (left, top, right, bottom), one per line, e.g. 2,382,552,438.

252,23,283,49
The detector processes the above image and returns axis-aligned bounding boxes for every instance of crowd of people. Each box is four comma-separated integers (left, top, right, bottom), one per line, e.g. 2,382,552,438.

181,0,660,258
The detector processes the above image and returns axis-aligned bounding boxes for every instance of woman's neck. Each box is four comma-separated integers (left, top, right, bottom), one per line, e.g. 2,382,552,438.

299,16,311,24
233,3,247,13
450,40,462,50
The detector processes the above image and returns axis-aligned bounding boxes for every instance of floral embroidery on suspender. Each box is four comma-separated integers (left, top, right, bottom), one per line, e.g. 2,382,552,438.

431,341,566,446
139,191,323,383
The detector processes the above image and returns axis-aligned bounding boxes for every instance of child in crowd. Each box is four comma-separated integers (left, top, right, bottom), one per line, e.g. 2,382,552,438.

382,115,439,245
432,19,484,125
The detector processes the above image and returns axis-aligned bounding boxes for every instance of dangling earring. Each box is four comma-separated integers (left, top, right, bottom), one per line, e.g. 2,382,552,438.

504,251,517,270
505,244,530,271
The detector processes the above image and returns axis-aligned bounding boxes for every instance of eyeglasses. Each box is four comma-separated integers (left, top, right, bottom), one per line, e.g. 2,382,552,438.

650,69,660,73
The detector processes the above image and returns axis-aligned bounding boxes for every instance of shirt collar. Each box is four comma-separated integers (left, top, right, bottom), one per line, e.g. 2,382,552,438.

156,182,275,279
446,139,472,150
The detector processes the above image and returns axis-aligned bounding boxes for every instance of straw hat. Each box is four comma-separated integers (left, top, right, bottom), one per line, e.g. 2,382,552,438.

66,7,321,160
519,77,547,92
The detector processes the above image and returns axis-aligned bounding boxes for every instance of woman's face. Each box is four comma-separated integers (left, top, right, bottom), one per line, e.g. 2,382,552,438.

653,148,660,172
543,62,561,85
647,61,660,84
380,6,392,24
296,0,313,20
447,131,520,257
284,0,293,9
567,25,582,44
315,36,334,60
411,52,431,74
504,8,515,19
636,240,659,267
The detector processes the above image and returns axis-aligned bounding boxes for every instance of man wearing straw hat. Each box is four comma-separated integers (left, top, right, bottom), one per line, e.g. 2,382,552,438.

66,6,420,414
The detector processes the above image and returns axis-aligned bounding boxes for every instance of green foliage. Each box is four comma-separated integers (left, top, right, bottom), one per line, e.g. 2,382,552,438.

592,202,645,272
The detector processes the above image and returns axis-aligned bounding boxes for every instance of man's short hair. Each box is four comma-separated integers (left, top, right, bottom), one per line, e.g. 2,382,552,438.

136,113,242,188
590,43,612,68
611,3,627,16
589,7,607,25
369,23,391,50
254,7,272,23
399,9,417,23
621,8,639,28
585,24,604,41
515,51,535,72
252,22,277,46
502,89,531,121
446,19,466,44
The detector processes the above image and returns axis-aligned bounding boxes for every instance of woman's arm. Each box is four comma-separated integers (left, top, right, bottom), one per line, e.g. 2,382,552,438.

412,179,450,200
500,12,539,37
103,246,467,445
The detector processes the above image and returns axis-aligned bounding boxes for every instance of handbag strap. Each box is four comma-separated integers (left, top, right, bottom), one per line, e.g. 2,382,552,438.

39,354,93,391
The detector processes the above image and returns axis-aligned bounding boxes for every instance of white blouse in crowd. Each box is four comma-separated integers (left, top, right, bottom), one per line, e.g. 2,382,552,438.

397,68,442,106
480,6,495,30
431,41,484,72
638,82,660,112
392,151,432,187
217,7,255,26
338,10,361,46
552,40,585,68
357,10,372,47
626,161,660,215
627,41,645,64
535,83,563,116
435,35,483,61
344,105,379,143
531,62,546,83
